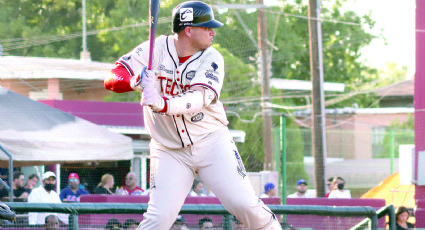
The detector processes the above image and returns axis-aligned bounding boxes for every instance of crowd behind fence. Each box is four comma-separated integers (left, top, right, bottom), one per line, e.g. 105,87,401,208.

1,202,395,230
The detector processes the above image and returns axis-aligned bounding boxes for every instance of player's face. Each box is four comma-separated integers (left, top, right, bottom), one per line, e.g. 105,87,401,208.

190,27,216,51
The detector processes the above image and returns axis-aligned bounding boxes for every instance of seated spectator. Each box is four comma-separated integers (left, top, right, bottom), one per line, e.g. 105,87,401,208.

121,172,143,195
94,174,115,195
0,172,31,201
259,182,277,198
324,177,334,198
198,216,214,230
105,218,122,230
123,218,139,230
287,179,314,198
25,173,40,192
395,206,415,230
44,215,59,230
28,171,68,225
189,179,207,197
328,176,351,198
171,215,189,230
60,173,89,202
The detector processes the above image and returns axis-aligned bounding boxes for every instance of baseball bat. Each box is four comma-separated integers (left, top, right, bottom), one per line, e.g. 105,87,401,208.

148,0,160,70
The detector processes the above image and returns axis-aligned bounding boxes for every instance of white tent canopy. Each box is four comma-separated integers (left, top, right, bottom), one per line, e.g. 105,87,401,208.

0,86,133,167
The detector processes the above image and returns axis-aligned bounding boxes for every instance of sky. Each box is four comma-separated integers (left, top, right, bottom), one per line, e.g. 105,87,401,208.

344,0,416,78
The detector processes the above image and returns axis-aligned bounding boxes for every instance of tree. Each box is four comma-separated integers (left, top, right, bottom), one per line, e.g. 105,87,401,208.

379,114,414,158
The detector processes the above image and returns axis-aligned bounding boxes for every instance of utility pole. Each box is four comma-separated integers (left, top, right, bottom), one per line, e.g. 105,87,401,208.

308,0,327,197
80,0,91,61
257,0,274,171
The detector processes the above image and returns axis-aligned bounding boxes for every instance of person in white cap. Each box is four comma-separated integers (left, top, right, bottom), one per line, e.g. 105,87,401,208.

27,171,68,225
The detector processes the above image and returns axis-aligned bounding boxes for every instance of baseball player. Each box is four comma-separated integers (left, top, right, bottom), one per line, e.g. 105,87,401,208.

104,1,282,229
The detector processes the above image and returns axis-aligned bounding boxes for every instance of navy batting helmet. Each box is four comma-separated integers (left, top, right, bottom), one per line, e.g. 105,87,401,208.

172,1,223,33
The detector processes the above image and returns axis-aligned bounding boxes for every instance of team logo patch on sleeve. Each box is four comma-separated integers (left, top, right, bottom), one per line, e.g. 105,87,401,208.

211,62,218,71
205,71,219,83
122,55,131,61
190,112,204,122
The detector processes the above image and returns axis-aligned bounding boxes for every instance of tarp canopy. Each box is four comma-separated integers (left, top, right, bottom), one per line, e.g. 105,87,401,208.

0,86,133,167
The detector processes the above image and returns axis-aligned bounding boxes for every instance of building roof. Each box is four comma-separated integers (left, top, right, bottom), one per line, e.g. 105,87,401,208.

293,107,414,116
270,78,345,92
373,79,414,97
0,56,113,80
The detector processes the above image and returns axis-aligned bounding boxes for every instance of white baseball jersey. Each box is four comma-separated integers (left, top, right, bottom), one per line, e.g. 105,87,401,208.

118,35,228,149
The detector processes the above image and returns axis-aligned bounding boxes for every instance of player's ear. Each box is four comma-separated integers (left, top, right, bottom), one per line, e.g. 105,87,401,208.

184,26,193,37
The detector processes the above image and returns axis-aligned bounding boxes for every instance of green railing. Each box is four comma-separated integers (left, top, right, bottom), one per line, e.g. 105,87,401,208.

6,202,380,230
350,204,396,230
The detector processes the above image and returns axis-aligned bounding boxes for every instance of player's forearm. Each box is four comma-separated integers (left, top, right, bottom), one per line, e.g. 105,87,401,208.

164,89,204,115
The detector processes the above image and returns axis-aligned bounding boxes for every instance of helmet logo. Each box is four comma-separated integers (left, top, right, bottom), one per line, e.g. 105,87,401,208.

180,7,193,22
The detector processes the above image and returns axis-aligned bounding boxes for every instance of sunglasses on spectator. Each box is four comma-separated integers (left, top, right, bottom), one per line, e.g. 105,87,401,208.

69,179,78,183
126,177,134,180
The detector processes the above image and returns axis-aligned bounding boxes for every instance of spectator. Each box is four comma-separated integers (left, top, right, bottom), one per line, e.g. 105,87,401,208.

27,171,68,225
60,173,89,202
395,206,415,230
189,179,207,197
12,171,30,200
0,171,31,201
105,218,122,230
259,182,277,198
198,216,214,230
287,179,314,198
328,177,351,198
25,173,40,192
123,218,139,230
122,172,143,195
94,173,115,195
324,177,334,198
44,215,59,230
171,215,189,230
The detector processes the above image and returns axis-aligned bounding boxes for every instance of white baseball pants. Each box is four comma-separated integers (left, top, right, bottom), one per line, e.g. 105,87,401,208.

137,127,281,230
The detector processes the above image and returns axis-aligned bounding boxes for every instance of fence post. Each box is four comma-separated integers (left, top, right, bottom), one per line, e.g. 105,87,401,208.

68,214,78,230
224,214,233,230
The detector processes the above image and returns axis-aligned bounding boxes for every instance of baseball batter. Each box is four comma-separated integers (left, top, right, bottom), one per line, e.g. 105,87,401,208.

104,1,282,229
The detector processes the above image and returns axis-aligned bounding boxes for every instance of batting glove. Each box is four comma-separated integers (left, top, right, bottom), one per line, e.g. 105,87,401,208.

130,66,156,91
142,86,167,112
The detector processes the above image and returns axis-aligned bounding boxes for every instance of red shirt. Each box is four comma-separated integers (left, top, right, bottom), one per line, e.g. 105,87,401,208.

123,185,144,195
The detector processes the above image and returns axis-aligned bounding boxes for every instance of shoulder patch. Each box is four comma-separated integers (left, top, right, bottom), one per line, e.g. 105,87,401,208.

211,62,218,71
205,71,219,83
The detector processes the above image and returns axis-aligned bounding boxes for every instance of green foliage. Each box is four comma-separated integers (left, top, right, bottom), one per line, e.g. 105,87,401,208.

285,121,309,188
378,114,414,158
0,0,388,173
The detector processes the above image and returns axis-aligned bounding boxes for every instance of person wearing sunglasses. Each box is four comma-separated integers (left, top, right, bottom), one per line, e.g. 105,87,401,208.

59,173,89,202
